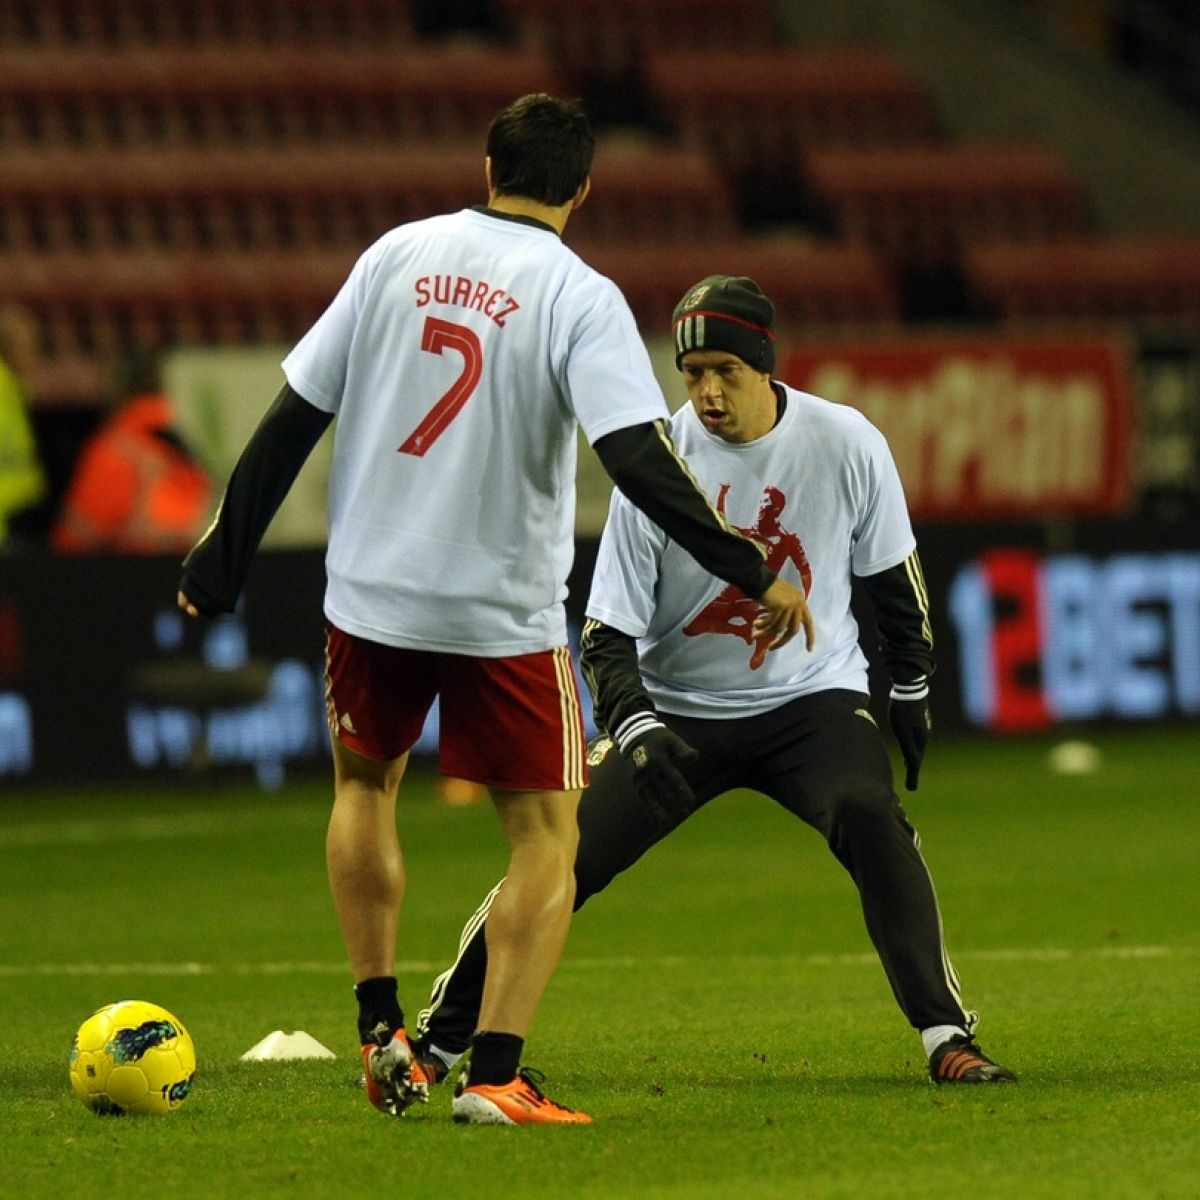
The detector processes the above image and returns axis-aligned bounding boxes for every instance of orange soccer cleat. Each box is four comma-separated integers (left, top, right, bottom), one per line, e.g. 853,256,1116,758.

452,1067,592,1125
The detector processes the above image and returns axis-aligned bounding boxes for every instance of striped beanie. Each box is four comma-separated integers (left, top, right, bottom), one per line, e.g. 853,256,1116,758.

671,275,775,374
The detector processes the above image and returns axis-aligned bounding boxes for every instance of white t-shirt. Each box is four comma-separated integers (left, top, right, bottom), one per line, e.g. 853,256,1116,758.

282,208,669,655
586,384,917,718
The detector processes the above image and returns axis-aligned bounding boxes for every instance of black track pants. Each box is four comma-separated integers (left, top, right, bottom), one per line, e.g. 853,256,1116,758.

418,690,972,1053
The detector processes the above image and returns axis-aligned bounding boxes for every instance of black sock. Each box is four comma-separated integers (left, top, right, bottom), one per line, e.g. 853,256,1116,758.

468,1030,524,1086
354,976,404,1044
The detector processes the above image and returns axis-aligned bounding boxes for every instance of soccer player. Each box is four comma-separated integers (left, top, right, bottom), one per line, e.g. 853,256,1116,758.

414,275,1017,1092
176,99,811,1126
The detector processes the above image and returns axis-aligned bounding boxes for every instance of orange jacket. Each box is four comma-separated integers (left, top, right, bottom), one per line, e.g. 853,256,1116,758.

53,393,214,554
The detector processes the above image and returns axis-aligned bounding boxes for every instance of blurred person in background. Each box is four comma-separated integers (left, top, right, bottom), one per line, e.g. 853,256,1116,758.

0,303,49,550
176,94,811,1126
415,275,1017,1090
52,350,213,554
438,775,486,805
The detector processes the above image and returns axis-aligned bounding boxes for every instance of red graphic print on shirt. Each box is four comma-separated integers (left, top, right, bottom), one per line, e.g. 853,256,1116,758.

683,484,812,669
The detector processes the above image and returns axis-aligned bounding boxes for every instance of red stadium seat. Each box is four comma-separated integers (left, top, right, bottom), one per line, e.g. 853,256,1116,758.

577,237,901,334
964,237,1200,326
2,247,358,358
0,143,486,251
569,138,740,245
498,0,777,76
639,47,940,228
805,144,1093,270
644,47,939,164
0,0,416,46
0,136,739,252
0,43,564,147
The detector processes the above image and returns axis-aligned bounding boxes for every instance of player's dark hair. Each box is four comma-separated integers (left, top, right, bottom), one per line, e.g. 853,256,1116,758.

486,93,594,206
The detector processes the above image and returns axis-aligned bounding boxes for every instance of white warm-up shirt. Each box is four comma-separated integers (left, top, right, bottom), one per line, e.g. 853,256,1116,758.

283,208,668,655
586,384,917,718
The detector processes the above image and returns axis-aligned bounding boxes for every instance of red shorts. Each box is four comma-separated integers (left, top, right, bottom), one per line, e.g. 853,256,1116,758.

323,623,588,791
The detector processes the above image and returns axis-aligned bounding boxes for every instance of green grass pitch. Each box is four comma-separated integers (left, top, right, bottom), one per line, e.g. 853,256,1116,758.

1,727,1197,1198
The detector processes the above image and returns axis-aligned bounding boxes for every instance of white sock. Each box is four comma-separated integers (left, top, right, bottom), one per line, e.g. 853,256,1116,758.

921,1025,969,1059
427,1043,465,1073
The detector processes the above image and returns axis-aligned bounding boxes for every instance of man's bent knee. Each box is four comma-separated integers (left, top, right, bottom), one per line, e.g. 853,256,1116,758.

492,788,581,844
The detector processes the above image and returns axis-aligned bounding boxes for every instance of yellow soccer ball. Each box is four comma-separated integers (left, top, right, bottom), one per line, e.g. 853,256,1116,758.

70,1000,196,1115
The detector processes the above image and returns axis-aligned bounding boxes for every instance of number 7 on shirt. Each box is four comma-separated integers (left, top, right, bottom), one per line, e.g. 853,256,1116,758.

398,317,484,457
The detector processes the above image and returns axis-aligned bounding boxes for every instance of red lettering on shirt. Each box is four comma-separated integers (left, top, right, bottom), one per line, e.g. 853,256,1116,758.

491,296,521,328
414,274,520,328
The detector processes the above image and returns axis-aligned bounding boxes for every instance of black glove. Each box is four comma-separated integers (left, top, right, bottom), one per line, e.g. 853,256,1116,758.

888,681,932,792
614,716,700,825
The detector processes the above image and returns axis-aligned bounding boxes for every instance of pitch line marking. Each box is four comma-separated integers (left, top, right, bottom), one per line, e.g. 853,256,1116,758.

0,805,322,848
0,945,1190,979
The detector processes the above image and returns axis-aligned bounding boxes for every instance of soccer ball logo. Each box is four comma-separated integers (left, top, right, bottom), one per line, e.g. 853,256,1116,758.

69,1000,196,1115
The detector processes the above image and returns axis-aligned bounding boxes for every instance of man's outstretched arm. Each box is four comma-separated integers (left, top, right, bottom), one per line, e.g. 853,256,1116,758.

594,421,813,651
178,382,333,617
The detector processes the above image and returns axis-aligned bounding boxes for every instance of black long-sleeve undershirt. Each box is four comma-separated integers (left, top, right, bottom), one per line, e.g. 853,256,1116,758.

579,617,654,741
858,552,935,689
180,383,332,615
180,393,774,618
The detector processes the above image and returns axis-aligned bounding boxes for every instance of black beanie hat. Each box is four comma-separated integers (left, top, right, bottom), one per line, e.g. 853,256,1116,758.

671,275,775,373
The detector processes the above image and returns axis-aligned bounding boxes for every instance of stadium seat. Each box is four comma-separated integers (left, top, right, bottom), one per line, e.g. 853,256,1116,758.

0,43,564,146
3,245,356,355
0,0,417,46
964,237,1200,325
638,47,939,228
498,0,777,70
569,138,740,245
494,0,777,123
644,47,939,164
26,353,109,407
0,143,487,251
0,136,740,253
577,237,901,334
804,144,1093,270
